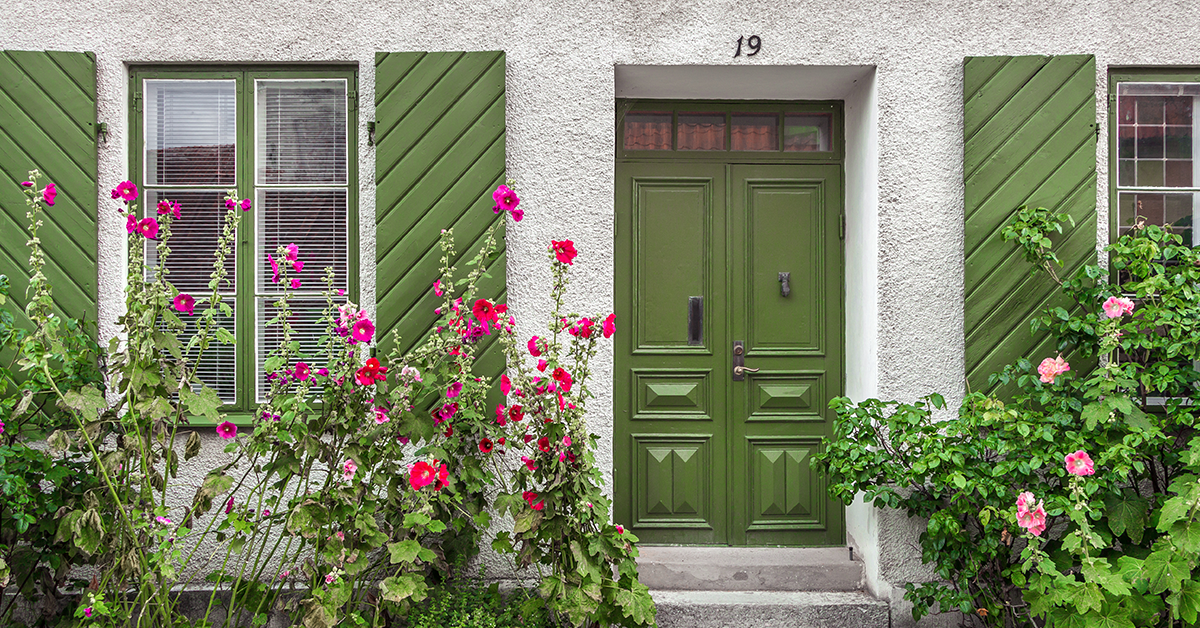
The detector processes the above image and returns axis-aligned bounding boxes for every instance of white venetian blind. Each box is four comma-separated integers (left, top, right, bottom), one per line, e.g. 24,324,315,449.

145,80,237,186
256,80,348,185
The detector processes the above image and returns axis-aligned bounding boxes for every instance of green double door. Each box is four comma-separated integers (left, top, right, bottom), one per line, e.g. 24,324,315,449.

614,162,844,546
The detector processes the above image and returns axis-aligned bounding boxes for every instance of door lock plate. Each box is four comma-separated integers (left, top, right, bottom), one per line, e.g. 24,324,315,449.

733,341,745,380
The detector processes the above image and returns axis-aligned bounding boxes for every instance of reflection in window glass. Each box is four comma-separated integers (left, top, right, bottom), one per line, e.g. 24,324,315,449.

257,80,348,185
731,114,778,151
783,113,831,152
677,113,725,151
623,112,672,150
145,80,237,186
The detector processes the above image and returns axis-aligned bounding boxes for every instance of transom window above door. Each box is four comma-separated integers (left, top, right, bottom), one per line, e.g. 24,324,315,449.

130,66,358,415
619,102,840,158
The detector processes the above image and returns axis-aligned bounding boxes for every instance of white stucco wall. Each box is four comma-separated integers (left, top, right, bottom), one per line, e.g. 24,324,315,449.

7,0,1200,614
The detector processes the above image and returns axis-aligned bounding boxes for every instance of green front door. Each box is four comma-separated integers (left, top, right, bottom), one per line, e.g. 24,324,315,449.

614,161,845,546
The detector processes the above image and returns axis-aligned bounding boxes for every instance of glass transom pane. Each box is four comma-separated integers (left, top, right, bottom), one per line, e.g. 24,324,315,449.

623,112,672,150
1116,83,1197,190
732,114,778,151
677,113,726,151
256,79,348,185
144,190,236,295
257,189,348,293
783,113,831,152
145,80,237,186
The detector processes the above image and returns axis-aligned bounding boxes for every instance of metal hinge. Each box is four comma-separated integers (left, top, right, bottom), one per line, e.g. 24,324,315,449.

133,92,142,113
349,90,358,112
840,213,846,239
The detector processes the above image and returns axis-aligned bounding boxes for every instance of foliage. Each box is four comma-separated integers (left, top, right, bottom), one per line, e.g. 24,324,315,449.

402,566,551,628
1,170,653,627
814,213,1200,628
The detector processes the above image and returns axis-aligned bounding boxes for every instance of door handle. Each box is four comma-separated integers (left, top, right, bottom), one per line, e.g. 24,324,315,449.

733,366,760,377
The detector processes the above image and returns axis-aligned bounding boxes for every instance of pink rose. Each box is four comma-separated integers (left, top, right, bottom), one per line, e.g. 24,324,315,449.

1037,356,1070,384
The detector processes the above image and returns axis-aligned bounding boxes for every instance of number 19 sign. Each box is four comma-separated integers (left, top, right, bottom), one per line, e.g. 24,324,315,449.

734,35,761,57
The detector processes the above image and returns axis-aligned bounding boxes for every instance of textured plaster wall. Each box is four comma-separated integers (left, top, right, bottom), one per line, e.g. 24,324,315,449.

7,0,1200,612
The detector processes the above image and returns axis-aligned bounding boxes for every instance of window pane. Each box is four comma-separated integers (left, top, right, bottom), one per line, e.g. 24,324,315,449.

183,298,237,405
783,113,831,152
1117,192,1200,245
145,80,237,186
623,112,672,150
1137,126,1164,159
257,298,329,402
257,80,348,185
257,189,348,293
1166,160,1193,188
144,190,235,295
1166,126,1193,159
677,113,725,151
1138,160,1165,187
731,114,778,151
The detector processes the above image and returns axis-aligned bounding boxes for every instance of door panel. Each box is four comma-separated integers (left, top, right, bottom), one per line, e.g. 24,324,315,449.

616,162,727,545
615,161,842,547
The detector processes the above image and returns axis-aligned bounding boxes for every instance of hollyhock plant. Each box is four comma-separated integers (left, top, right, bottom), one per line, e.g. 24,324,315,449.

241,198,251,211
126,214,138,234
528,336,543,357
216,421,237,440
42,183,57,206
342,459,358,482
267,253,281,284
1015,493,1047,536
493,184,520,214
1102,295,1135,319
351,318,375,344
446,382,463,398
409,461,436,490
1064,450,1094,476
284,243,299,261
136,217,159,239
551,239,577,265
173,293,195,315
113,180,138,202
603,313,615,338
293,362,310,381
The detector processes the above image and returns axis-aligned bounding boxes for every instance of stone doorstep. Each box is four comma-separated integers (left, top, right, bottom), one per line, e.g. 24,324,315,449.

636,546,866,592
651,590,891,628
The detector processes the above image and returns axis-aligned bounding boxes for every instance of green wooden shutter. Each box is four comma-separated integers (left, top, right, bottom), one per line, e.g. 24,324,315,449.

963,55,1097,392
374,51,506,378
0,50,98,329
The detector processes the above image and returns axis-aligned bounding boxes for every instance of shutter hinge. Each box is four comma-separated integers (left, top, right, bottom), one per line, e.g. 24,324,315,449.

367,121,376,147
840,213,846,239
133,92,142,113
96,122,108,143
349,90,358,112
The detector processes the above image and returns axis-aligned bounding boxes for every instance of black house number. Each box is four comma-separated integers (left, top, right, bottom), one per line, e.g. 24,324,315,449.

734,35,761,58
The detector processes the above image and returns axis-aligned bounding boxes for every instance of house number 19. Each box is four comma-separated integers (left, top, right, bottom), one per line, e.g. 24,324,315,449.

734,35,761,57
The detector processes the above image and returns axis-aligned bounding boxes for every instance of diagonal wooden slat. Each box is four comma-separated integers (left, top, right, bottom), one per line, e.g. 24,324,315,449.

375,51,507,367
0,50,97,331
963,55,1097,393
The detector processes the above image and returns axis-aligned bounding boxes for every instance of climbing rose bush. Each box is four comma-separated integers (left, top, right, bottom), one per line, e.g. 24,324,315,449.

816,204,1200,628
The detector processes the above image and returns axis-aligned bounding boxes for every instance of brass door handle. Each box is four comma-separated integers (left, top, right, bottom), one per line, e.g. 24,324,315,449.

733,366,760,376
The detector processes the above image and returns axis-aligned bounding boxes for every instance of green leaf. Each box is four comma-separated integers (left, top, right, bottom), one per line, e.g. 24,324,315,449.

1144,549,1190,595
184,430,202,461
60,386,106,420
1082,558,1131,597
181,385,222,422
1172,579,1200,624
201,472,234,498
379,575,427,604
1105,493,1149,544
1082,402,1108,430
387,540,422,565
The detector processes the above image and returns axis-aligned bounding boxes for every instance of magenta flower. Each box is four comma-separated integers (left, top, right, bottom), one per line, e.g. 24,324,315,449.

241,198,251,211
1037,356,1070,384
126,214,138,234
493,184,520,213
351,318,375,343
434,402,458,425
528,336,542,357
1065,450,1095,476
501,374,511,396
434,279,444,297
42,183,57,206
325,573,336,585
113,180,138,202
225,497,234,514
267,253,280,284
1102,296,1135,319
511,208,523,222
603,313,616,338
291,278,301,289
284,243,299,262
293,260,304,272
216,421,238,440
0,420,5,435
157,200,181,219
155,516,173,525
84,607,93,618
342,459,357,482
225,199,236,211
616,525,624,534
375,406,390,424
446,381,463,398
20,181,32,187
136,217,159,239
173,293,196,315
294,362,310,381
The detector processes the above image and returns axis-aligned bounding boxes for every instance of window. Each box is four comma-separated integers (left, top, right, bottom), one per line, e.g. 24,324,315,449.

618,102,840,158
1110,70,1200,244
130,67,358,413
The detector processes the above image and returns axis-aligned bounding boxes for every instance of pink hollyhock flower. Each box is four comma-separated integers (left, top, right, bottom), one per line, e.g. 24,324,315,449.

410,461,436,490
603,313,615,338
496,404,508,426
84,607,93,618
113,180,138,202
173,293,195,315
0,420,5,435
501,374,511,396
400,365,421,383
355,357,387,386
509,405,524,422
155,516,173,525
342,458,358,482
136,217,159,239
216,421,238,440
537,359,548,372
126,214,138,233
293,362,310,381
1016,493,1047,536
493,184,520,213
317,367,330,377
551,239,577,265
563,435,572,447
552,367,573,392
351,318,375,343
1065,450,1095,476
291,278,301,289
293,260,303,272
374,406,390,424
1016,491,1034,517
42,183,57,206
241,198,251,211
616,525,624,534
511,208,523,222
284,243,299,262
446,381,463,398
225,199,236,211
473,299,498,325
325,573,336,585
528,336,542,357
1102,296,1135,319
434,279,444,296
156,200,176,216
538,437,551,452
433,462,449,491
225,497,234,514
262,508,270,517
531,499,544,511
267,254,280,284
434,402,458,425
521,455,538,471
1037,356,1070,384
20,181,32,187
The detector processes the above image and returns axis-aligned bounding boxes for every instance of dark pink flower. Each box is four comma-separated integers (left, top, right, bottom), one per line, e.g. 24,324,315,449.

42,183,56,206
409,461,436,490
291,278,301,289
493,184,520,213
551,240,577,265
241,198,251,211
1065,450,1095,476
351,318,374,343
528,336,542,357
501,374,511,396
173,293,196,315
284,243,299,262
20,181,32,187
293,362,310,381
511,208,523,222
267,253,280,284
216,421,237,440
603,313,616,338
446,381,463,398
293,260,304,272
225,199,236,211
434,402,458,425
136,217,159,239
225,497,234,514
126,214,138,234
113,180,138,202
434,279,443,296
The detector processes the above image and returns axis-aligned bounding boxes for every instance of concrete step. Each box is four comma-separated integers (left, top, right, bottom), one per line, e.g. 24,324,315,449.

651,590,890,628
637,546,864,591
